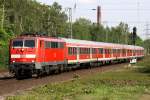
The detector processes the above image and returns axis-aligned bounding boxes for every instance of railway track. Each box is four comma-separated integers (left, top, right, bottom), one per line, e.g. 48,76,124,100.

0,63,127,97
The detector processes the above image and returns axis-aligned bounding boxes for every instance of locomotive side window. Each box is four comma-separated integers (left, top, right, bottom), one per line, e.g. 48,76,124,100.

24,40,35,48
51,42,58,48
13,40,23,47
45,41,64,48
45,41,51,48
59,42,64,48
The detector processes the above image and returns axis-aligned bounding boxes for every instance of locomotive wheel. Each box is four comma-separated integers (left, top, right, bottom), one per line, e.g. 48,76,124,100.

25,70,32,78
59,65,64,73
15,68,22,80
36,69,43,78
44,66,50,75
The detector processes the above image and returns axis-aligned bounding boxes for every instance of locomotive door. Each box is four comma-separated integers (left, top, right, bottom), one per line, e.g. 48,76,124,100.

40,40,45,62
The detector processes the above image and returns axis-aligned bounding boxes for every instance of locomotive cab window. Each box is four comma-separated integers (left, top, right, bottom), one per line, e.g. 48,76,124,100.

12,40,23,47
24,40,35,48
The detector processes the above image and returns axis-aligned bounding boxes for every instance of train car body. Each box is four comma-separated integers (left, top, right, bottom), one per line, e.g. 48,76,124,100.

9,34,144,79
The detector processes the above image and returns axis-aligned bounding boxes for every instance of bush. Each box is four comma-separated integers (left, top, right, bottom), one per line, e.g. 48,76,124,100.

0,44,9,69
0,29,10,69
136,56,150,73
0,29,7,39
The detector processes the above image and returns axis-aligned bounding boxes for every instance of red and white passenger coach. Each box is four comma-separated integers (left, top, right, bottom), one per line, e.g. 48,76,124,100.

9,33,144,79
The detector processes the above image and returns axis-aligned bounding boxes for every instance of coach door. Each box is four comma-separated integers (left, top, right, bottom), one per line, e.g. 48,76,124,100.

90,48,92,61
77,47,79,63
40,40,45,62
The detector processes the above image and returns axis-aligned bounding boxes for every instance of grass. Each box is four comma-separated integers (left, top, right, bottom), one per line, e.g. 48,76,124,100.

6,63,150,100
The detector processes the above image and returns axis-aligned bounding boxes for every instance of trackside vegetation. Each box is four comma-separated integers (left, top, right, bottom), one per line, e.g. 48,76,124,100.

0,29,12,69
136,56,150,73
6,61,150,100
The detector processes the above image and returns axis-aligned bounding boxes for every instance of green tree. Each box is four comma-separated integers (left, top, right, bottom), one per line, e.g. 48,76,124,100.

143,39,150,55
73,18,92,40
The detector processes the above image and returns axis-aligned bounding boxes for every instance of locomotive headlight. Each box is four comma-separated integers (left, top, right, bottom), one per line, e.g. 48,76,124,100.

13,61,15,63
21,49,24,52
32,60,35,63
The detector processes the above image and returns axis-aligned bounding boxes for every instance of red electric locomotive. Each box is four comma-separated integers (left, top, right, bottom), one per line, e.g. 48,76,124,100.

9,33,144,79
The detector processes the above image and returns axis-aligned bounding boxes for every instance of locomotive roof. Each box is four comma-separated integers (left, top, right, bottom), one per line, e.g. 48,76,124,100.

14,36,64,42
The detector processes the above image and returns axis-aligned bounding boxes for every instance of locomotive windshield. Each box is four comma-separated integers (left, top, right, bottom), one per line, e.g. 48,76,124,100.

12,40,35,48
24,40,35,48
13,40,23,47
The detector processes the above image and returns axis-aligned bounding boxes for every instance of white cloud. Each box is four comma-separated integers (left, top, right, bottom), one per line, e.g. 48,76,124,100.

78,0,97,4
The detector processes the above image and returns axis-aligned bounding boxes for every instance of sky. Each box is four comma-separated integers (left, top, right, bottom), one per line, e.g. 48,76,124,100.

36,0,150,40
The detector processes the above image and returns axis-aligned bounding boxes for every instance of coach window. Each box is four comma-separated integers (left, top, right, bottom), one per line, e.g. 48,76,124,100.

108,49,110,54
80,48,82,54
72,48,75,54
117,49,119,54
72,47,75,55
82,48,84,54
86,48,88,54
82,48,86,54
105,49,108,54
92,48,96,54
68,47,72,55
85,48,87,54
103,49,105,54
109,49,111,54
74,48,77,54
83,48,85,54
107,49,109,54
113,49,116,54
99,48,103,54
128,50,129,53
